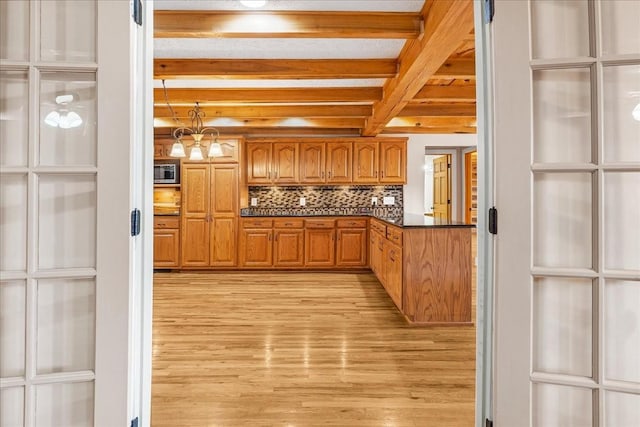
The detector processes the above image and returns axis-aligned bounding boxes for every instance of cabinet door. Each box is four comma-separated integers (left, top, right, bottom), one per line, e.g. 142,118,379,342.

273,229,304,267
384,241,403,310
154,229,180,267
273,142,298,183
299,142,325,183
304,228,335,267
211,165,238,215
369,232,378,272
210,138,240,163
376,232,386,284
210,218,237,267
240,228,273,267
326,142,352,183
379,141,406,183
246,142,272,184
181,165,210,266
336,228,367,266
353,141,379,183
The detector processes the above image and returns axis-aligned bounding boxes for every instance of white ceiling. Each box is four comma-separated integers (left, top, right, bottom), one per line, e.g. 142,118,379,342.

154,1,424,12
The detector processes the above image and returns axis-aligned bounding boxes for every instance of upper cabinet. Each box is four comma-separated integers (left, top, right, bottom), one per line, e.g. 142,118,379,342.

246,137,406,185
247,141,298,184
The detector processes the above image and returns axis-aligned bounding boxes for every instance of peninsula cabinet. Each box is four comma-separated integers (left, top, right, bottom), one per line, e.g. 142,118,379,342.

181,163,239,268
246,141,298,184
369,217,472,324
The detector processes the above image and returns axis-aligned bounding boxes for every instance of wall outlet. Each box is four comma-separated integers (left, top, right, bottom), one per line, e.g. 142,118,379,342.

299,197,306,206
371,197,378,205
250,197,258,206
383,196,395,206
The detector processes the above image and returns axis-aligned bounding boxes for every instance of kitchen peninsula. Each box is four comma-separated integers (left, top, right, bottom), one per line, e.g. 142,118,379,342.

153,136,474,325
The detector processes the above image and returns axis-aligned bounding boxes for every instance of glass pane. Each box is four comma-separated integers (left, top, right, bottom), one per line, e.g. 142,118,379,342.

0,386,24,427
36,278,95,374
0,281,26,378
40,0,95,62
604,172,640,271
534,173,592,268
532,383,592,427
39,72,96,166
605,391,640,427
533,278,593,377
0,174,27,272
605,280,640,384
35,381,94,427
603,65,640,163
0,0,29,60
531,0,590,59
38,174,96,270
533,68,592,163
0,70,29,167
601,1,640,55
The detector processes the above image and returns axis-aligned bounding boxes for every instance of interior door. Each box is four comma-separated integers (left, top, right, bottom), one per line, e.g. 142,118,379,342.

492,1,640,425
433,155,451,220
0,1,137,425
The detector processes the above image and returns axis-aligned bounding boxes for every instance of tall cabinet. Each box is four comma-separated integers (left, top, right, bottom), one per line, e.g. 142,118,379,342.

181,139,241,268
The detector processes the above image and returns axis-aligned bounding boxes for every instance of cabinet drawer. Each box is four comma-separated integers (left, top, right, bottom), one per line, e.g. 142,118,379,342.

242,218,273,228
304,219,335,229
370,220,386,235
154,216,180,229
386,226,403,245
273,218,304,228
337,218,367,228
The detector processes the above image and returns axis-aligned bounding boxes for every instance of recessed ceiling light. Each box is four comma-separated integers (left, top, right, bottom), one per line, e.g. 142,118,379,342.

240,0,267,8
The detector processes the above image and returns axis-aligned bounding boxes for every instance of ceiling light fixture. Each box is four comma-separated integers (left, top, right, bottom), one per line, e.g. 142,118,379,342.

44,94,83,129
161,80,224,160
239,0,267,8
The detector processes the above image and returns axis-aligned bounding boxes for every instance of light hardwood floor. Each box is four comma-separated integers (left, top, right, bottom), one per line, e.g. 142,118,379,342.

152,271,476,426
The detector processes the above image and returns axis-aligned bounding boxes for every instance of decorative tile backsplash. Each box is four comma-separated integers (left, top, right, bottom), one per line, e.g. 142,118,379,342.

242,185,403,217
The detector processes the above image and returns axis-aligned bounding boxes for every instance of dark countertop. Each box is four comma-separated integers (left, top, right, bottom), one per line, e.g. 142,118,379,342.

240,210,475,229
375,213,475,228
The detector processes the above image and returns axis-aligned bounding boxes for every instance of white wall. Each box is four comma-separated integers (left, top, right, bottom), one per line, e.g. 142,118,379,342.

395,134,478,217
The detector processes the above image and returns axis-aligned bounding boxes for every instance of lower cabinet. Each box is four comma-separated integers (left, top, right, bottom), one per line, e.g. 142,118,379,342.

304,219,336,267
383,241,403,309
273,219,304,267
154,216,180,268
239,217,368,269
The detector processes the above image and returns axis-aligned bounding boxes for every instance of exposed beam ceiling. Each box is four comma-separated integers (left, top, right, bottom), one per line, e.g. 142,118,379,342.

155,87,383,103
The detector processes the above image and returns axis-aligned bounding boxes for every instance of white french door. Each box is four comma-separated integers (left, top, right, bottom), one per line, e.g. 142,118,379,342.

1,1,138,426
492,0,640,425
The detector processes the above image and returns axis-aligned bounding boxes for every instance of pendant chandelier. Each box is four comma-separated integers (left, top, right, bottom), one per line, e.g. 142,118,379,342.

161,80,223,160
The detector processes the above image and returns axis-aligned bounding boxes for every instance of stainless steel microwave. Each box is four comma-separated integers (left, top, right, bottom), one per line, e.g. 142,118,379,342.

154,162,179,184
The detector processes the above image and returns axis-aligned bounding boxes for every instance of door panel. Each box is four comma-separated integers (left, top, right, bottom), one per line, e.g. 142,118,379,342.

353,141,378,183
211,165,238,215
300,142,325,183
326,142,352,183
274,230,304,267
432,155,450,220
493,1,640,424
336,229,367,266
182,218,210,267
304,229,335,267
246,142,272,184
240,229,272,267
379,141,406,183
273,142,298,183
210,218,237,267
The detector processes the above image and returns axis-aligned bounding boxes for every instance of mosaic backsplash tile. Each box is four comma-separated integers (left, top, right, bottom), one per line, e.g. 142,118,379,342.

242,185,403,217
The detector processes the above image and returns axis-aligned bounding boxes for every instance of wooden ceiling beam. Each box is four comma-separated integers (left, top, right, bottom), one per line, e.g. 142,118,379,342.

154,117,364,129
155,127,362,137
154,87,382,104
154,105,372,118
432,58,476,80
386,116,477,129
399,103,476,117
154,11,422,39
382,126,476,134
362,0,475,136
154,59,398,80
413,83,476,102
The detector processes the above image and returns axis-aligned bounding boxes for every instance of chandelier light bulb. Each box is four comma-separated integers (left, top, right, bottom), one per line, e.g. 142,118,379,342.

190,145,204,161
170,140,186,157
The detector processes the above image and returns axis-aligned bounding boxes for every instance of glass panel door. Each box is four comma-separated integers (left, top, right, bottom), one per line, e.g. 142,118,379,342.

492,0,640,424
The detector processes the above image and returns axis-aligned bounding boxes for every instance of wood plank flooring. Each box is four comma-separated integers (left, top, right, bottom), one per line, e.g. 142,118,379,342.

152,272,476,426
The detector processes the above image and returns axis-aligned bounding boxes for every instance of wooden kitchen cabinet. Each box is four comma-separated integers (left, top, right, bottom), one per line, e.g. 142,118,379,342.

154,216,180,268
326,142,352,183
379,140,406,183
336,218,367,266
383,240,403,310
299,142,326,183
181,163,239,268
240,228,273,267
246,141,298,184
353,141,379,183
304,219,335,267
273,219,304,267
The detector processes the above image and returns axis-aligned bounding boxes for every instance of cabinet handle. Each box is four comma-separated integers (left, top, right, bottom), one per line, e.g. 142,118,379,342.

321,171,325,179
375,171,378,178
328,171,331,178
269,233,272,241
381,171,384,178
